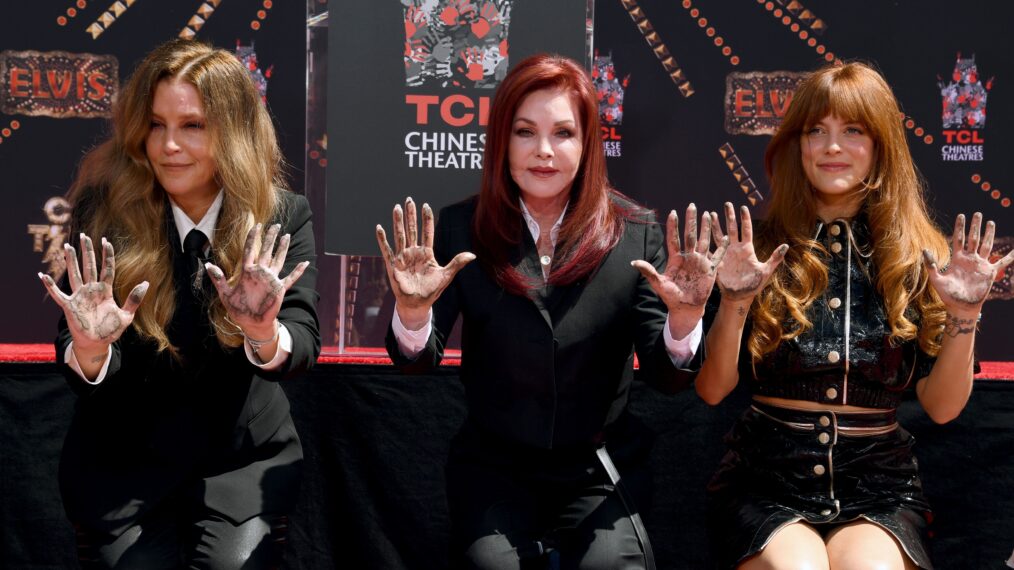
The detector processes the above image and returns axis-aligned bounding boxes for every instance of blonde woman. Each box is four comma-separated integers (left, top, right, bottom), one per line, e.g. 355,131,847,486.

38,39,319,568
695,62,1014,569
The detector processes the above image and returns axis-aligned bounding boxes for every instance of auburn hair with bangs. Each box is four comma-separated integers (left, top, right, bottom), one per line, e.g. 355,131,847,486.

473,53,639,295
752,61,949,360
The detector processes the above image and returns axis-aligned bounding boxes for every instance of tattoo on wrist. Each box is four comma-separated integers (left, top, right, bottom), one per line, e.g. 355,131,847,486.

944,314,977,337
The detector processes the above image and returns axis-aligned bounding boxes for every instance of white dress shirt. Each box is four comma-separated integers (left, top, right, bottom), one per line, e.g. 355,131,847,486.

66,191,293,383
392,198,702,365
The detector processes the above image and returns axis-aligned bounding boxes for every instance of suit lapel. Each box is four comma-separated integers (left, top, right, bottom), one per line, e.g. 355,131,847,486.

513,223,597,330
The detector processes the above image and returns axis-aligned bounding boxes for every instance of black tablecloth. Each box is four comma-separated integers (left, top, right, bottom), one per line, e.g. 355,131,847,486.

2,363,1012,569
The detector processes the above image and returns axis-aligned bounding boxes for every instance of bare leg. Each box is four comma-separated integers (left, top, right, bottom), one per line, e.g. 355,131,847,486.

825,521,919,570
737,522,830,570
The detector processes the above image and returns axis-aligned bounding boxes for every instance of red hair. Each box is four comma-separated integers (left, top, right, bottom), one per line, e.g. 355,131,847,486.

474,53,636,295
752,61,948,358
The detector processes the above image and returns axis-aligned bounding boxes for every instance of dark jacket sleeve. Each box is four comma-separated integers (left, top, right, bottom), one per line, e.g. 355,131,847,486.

257,192,321,381
632,219,701,394
56,313,125,398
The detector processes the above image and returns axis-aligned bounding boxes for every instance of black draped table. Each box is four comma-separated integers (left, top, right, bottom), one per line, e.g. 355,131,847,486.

2,358,1013,569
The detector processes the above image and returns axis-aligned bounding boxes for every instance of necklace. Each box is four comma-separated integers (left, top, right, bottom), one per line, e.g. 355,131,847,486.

540,255,551,266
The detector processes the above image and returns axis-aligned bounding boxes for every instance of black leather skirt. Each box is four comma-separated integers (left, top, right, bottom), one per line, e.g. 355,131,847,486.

707,402,932,569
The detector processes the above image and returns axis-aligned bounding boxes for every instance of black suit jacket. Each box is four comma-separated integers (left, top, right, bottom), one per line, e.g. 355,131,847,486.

387,196,697,450
56,191,320,536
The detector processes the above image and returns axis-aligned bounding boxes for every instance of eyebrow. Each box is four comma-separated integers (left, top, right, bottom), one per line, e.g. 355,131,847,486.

513,117,577,126
150,111,205,121
813,118,864,127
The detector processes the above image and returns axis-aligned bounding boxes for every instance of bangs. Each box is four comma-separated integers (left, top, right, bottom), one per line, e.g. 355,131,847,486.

800,72,877,132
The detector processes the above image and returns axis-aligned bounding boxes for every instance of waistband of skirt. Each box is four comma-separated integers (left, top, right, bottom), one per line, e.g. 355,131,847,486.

750,401,898,435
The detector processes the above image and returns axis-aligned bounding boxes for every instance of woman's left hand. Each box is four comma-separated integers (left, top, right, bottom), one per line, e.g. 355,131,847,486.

924,212,1014,316
205,223,310,338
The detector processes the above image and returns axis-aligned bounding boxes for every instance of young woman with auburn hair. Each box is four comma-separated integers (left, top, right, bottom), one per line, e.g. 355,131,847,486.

376,53,724,569
692,62,1014,569
38,39,320,568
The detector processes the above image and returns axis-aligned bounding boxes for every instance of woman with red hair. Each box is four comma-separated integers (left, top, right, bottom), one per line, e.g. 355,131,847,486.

376,54,723,569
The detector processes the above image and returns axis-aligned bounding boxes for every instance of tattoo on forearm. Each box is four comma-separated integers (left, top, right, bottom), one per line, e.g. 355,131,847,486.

944,314,977,337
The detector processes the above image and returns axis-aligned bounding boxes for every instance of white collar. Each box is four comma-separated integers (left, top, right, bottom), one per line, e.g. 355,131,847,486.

519,198,568,248
169,190,224,252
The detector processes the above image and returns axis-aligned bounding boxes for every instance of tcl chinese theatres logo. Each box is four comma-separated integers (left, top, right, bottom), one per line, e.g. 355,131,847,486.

593,51,629,158
938,53,993,162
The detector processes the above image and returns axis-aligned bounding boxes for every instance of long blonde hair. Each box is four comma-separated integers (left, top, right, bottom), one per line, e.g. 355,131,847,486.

69,39,287,353
752,61,949,360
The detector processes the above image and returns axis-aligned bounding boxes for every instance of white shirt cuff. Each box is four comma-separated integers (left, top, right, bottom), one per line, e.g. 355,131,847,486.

391,306,433,359
663,316,702,368
65,342,113,384
244,324,292,370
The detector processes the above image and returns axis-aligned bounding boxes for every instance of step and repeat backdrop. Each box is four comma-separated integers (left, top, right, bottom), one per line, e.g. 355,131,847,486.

3,1,1013,358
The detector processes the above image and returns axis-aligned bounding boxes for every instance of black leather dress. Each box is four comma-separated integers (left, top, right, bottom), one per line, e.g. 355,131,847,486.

707,217,937,569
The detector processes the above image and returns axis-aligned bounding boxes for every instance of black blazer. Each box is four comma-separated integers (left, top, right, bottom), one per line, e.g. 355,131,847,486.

387,196,696,450
56,191,320,536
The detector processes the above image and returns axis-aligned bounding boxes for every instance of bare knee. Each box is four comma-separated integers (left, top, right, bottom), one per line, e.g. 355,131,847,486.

827,549,914,570
737,522,830,570
825,522,917,570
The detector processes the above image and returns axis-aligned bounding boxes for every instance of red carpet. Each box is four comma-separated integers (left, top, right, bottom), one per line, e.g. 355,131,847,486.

2,343,1009,379
0,344,461,366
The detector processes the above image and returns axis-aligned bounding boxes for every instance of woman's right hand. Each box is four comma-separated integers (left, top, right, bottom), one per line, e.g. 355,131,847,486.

711,202,787,302
376,197,475,329
632,204,727,308
38,233,149,353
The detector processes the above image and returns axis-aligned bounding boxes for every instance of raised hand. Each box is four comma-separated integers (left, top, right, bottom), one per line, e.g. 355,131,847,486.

375,197,475,327
924,212,1014,315
712,202,788,301
205,223,309,336
632,204,727,312
38,234,149,351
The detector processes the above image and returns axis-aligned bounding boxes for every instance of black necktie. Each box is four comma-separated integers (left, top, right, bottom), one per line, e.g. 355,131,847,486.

183,229,208,292
172,229,210,360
